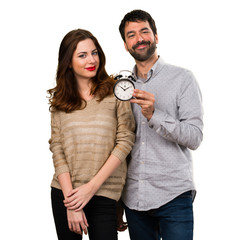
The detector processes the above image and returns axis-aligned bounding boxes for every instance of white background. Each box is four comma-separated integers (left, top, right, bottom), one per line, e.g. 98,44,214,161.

0,0,238,239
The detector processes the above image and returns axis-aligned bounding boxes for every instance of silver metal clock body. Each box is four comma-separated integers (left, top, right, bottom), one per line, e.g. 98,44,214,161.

113,78,135,101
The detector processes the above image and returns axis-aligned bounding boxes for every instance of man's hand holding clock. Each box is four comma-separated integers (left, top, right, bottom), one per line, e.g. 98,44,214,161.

130,89,155,121
113,70,155,121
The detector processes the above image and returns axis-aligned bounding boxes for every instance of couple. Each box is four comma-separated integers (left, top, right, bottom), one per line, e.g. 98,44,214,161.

48,9,203,240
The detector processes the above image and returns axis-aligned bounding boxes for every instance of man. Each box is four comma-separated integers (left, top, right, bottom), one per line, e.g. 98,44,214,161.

117,10,203,240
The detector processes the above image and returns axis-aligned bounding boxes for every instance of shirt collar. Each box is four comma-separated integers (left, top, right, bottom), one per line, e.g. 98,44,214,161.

133,56,165,82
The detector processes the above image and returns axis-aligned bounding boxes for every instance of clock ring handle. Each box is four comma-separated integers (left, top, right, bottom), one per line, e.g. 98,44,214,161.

119,70,136,82
113,74,123,80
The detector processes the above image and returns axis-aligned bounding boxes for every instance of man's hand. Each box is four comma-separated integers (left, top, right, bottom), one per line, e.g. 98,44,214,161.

130,89,155,120
116,201,128,232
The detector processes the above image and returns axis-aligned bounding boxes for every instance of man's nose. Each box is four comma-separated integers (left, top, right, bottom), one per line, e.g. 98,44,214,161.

136,33,144,42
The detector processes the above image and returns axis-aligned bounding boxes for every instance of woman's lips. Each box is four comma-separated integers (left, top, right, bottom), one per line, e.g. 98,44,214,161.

86,66,96,71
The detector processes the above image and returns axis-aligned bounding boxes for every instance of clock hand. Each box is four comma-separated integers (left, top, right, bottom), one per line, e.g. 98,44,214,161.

124,86,131,90
120,86,126,91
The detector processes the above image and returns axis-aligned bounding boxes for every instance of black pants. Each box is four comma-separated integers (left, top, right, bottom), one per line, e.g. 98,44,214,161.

51,187,118,240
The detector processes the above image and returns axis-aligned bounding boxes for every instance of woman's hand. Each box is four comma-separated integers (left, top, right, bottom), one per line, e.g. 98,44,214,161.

67,208,89,235
64,182,95,211
64,154,121,211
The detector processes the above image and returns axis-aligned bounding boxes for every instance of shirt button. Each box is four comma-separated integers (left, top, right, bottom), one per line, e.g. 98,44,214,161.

142,121,145,125
142,142,145,145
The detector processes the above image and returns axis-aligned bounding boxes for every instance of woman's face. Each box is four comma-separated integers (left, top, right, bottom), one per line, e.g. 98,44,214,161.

71,38,100,81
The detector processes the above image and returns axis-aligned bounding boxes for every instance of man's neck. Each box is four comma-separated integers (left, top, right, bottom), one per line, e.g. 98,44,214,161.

135,53,158,79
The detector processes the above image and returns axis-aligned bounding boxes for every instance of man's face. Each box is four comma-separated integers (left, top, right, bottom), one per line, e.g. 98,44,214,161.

124,20,158,62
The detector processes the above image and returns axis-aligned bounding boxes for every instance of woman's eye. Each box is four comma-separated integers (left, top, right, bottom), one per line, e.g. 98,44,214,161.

79,54,86,58
92,51,98,56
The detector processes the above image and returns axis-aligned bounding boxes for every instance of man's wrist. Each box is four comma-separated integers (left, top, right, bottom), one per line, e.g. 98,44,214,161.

147,109,155,121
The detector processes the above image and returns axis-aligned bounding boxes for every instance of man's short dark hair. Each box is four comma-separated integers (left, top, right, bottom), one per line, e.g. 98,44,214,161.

119,9,157,42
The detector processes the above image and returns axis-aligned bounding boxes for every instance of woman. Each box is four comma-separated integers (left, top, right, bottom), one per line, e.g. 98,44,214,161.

47,29,135,240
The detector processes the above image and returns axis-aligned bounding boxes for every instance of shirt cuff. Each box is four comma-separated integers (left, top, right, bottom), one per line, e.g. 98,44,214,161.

111,148,127,163
55,166,70,178
148,108,166,129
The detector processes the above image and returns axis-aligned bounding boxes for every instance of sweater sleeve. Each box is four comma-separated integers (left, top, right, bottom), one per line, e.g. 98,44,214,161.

49,111,70,177
111,100,135,162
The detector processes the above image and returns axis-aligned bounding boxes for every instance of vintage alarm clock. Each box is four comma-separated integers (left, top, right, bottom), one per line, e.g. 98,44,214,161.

113,70,136,101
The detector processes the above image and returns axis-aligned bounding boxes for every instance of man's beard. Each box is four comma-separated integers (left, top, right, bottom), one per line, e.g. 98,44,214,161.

128,40,157,62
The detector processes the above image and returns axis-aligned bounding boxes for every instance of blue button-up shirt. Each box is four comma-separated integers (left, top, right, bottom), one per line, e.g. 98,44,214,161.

122,57,203,211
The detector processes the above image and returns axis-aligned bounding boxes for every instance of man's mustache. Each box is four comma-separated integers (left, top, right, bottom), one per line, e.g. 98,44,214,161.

132,41,150,50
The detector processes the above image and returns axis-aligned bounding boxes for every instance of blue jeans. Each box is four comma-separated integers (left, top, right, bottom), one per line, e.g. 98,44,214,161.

124,191,194,240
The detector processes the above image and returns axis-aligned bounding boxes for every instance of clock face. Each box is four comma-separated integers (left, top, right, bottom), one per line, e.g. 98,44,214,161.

113,79,135,101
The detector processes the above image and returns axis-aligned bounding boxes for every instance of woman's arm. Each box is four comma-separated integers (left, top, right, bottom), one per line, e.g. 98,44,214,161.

58,173,89,235
64,154,121,211
58,172,73,199
50,112,88,234
49,112,70,177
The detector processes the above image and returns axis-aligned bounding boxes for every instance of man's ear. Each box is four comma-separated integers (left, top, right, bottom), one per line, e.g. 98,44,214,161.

155,34,159,44
124,42,129,52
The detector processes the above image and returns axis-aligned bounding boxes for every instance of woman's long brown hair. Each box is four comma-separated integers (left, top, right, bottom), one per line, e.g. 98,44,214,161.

47,29,114,113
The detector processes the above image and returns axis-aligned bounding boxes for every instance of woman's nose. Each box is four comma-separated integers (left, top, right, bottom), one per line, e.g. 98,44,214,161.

88,55,96,63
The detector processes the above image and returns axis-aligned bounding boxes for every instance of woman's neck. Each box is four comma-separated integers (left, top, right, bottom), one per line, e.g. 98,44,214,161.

77,78,94,101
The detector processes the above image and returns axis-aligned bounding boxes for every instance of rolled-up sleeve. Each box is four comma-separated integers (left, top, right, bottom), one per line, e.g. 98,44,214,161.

49,112,70,177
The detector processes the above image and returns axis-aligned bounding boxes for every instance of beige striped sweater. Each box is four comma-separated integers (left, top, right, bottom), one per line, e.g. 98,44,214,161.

49,95,135,201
